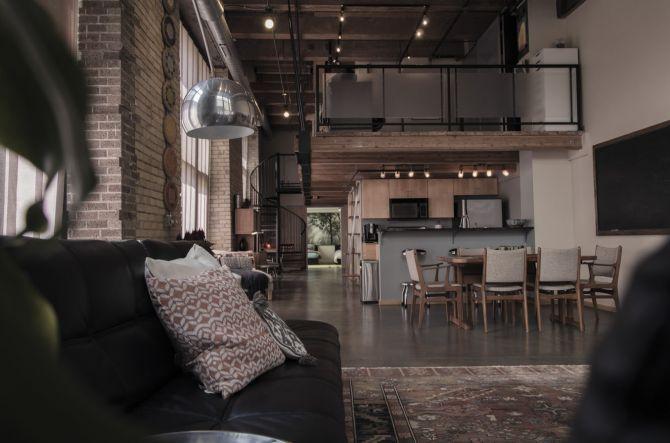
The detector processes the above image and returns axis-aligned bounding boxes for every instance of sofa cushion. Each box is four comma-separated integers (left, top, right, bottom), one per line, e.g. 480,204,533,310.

129,319,346,443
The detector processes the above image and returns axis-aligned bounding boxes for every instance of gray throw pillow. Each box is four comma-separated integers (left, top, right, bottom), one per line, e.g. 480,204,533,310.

252,293,317,366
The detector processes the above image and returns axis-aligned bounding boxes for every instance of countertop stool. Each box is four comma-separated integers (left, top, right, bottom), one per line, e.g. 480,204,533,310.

402,249,427,308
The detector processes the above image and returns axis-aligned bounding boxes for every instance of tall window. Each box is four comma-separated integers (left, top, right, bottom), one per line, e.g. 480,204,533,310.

1,0,75,237
179,23,211,236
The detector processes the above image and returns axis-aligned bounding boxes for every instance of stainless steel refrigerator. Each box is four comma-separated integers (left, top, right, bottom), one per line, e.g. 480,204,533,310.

361,260,380,303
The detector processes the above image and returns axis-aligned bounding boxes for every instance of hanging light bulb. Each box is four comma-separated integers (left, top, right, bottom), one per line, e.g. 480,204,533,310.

486,167,493,177
424,170,430,178
457,167,464,178
416,28,423,38
422,15,429,26
502,169,510,177
336,45,341,53
339,5,345,22
394,170,401,179
380,170,386,178
472,169,479,178
338,33,342,40
264,17,275,29
282,105,290,119
406,55,411,60
408,170,414,178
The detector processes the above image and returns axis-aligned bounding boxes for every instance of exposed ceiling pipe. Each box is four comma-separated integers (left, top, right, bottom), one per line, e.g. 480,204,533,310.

195,0,272,135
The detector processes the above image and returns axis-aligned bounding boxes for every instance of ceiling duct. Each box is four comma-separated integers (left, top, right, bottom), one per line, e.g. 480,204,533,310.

194,0,271,134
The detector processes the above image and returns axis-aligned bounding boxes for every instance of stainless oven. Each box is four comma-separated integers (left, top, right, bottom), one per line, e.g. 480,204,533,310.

389,198,429,220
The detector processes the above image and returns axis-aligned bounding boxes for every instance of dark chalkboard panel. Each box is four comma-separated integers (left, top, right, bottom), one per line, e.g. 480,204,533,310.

594,121,670,235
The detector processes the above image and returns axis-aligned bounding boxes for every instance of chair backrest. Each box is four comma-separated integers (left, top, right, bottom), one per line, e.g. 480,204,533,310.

593,245,621,278
457,247,485,256
484,248,526,284
404,249,423,285
538,247,580,283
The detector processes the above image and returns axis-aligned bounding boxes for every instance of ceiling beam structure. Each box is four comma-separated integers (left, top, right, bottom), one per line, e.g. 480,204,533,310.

309,131,583,205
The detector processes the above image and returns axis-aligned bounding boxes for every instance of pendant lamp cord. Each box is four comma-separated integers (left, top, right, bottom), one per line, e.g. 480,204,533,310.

192,0,215,77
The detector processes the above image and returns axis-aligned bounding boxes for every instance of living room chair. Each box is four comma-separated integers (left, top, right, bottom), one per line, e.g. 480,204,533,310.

531,247,584,332
581,245,622,320
405,249,463,328
471,248,529,333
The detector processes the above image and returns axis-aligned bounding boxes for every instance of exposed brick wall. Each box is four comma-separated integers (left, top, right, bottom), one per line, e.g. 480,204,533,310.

68,0,180,240
207,140,233,250
68,0,124,240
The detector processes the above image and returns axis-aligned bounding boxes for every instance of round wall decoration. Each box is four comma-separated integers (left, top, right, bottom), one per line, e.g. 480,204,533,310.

162,146,179,179
162,80,178,111
163,181,179,212
161,15,177,47
161,0,176,14
163,113,179,146
162,47,177,79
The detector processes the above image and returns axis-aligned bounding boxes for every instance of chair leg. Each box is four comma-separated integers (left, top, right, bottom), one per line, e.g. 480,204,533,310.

590,291,600,322
522,293,529,333
482,293,489,333
471,291,477,327
418,296,426,328
535,291,542,332
410,292,416,324
560,299,566,325
576,292,585,332
512,300,516,326
612,288,621,311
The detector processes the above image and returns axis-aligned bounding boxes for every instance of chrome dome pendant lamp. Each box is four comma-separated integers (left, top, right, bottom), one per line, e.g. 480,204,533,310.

181,0,258,140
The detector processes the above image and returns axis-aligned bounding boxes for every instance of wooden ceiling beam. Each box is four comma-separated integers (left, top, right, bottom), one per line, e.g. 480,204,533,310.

311,131,583,151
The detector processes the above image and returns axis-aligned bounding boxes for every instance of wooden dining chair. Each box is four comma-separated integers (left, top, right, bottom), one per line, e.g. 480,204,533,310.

471,248,529,333
405,249,463,328
581,245,622,320
531,247,584,332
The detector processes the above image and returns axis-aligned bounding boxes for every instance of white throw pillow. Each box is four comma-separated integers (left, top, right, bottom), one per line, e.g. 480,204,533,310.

145,244,242,284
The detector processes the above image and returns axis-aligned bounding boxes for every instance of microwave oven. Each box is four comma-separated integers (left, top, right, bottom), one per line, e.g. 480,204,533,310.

389,198,429,220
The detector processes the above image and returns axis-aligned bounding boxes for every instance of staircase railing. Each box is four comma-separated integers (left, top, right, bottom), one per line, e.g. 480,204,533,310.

249,153,307,271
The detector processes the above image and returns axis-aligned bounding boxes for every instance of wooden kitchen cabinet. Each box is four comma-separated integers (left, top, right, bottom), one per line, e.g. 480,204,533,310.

361,179,389,219
388,179,428,198
453,178,498,196
427,179,454,218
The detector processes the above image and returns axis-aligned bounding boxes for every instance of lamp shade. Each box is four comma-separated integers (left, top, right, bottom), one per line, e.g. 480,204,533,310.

181,78,257,140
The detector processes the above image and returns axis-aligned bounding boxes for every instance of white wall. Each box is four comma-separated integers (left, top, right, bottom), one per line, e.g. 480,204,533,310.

526,0,670,296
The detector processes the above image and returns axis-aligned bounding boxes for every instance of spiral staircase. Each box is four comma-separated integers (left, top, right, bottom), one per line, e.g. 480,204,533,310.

249,153,307,272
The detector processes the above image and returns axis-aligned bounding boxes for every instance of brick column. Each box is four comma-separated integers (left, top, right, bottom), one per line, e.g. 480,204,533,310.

68,0,180,240
207,140,233,250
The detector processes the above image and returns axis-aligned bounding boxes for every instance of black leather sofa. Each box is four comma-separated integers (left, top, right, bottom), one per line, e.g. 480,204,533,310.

3,238,346,443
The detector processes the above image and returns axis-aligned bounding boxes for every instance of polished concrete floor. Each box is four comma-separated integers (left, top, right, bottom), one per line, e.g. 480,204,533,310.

270,267,615,367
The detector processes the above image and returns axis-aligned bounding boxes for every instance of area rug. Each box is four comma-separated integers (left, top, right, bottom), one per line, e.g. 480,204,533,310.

342,365,588,442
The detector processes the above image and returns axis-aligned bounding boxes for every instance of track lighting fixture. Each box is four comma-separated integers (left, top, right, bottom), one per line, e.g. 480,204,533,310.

394,170,401,179
457,167,464,178
502,169,510,177
424,170,430,178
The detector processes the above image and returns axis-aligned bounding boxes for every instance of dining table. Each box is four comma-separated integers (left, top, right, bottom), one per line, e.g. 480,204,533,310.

436,253,597,329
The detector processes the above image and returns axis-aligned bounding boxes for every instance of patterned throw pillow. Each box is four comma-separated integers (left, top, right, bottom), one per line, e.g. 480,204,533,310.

145,268,285,397
252,293,317,366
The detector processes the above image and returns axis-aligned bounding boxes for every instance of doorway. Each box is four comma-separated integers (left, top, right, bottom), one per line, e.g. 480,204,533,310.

306,207,342,269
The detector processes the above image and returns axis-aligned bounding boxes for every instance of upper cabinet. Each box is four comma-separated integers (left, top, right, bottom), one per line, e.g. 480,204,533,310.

388,179,428,199
453,178,498,196
427,179,454,218
361,179,389,219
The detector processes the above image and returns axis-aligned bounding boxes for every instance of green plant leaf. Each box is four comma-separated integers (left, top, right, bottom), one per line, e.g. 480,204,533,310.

0,0,95,207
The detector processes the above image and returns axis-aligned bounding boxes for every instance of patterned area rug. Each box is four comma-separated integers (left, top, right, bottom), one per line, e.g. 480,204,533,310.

343,365,588,442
